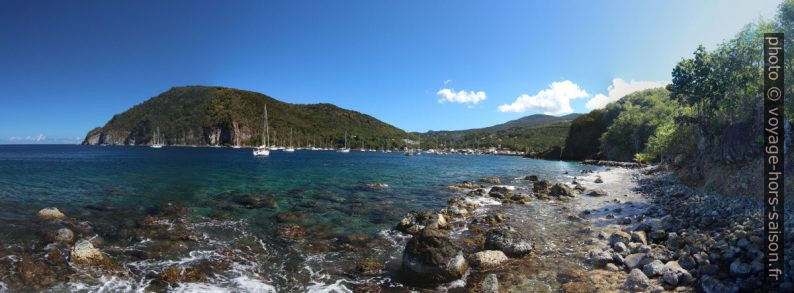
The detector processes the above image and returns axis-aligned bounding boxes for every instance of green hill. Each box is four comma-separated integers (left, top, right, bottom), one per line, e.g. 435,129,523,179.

416,113,581,153
82,86,413,148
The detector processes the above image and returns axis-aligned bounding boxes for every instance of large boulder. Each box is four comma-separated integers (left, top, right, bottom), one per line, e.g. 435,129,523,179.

549,183,575,197
661,261,692,286
586,189,608,197
623,268,650,291
401,228,468,284
484,228,533,257
37,207,65,220
396,211,448,235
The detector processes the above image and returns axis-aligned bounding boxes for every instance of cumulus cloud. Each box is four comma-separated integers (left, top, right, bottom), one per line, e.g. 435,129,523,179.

585,78,668,110
436,88,487,105
497,80,588,114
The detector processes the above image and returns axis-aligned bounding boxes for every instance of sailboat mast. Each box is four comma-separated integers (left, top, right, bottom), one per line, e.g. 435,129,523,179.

263,105,269,146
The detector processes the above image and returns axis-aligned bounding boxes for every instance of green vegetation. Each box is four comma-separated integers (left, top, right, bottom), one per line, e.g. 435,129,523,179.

84,86,415,148
417,114,580,153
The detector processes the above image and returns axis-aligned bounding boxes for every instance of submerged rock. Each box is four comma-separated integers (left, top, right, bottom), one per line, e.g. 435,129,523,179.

401,228,468,284
160,266,208,283
525,175,539,181
451,181,482,189
396,211,448,235
479,177,501,184
532,180,551,195
70,240,103,263
470,250,508,269
52,228,75,244
235,194,278,209
37,207,65,220
488,186,512,199
17,252,56,289
484,228,533,257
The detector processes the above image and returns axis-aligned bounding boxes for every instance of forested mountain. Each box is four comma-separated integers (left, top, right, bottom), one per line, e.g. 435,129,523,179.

416,113,581,153
83,86,413,148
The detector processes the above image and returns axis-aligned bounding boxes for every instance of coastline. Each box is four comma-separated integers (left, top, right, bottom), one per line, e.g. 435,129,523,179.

387,162,789,292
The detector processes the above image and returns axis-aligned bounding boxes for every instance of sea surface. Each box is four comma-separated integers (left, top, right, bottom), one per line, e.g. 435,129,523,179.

0,145,602,292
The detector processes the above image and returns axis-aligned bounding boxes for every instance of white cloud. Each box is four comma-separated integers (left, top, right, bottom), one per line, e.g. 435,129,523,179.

443,79,452,85
586,78,668,110
436,88,487,105
497,80,588,114
8,134,47,142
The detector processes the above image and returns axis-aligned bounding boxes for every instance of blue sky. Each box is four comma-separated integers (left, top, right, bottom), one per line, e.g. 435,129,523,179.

0,0,781,143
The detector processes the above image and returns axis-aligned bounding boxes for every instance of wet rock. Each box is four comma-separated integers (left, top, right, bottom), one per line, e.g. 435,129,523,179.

452,181,482,189
470,250,508,269
661,261,692,286
484,228,534,257
278,224,305,240
355,261,384,276
396,211,448,235
235,194,278,209
160,266,208,283
623,269,650,291
678,254,697,270
729,259,751,277
608,231,631,245
642,259,664,277
274,211,308,223
71,239,103,263
586,189,608,197
549,183,575,197
700,275,739,293
17,252,55,288
481,273,499,293
648,230,667,243
594,177,603,183
488,186,512,199
37,207,65,220
617,217,632,225
52,228,75,244
480,177,501,184
532,180,551,195
401,228,468,284
477,211,509,226
525,175,539,181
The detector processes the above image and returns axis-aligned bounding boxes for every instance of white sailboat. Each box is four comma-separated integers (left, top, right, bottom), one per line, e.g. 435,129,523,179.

337,131,350,153
285,128,295,152
253,105,270,156
151,127,164,148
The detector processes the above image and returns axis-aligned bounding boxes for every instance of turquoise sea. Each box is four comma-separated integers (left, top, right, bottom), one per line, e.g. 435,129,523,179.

0,145,600,291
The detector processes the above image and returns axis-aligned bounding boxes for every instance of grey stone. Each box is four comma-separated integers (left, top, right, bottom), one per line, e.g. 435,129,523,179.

642,260,664,277
623,269,650,290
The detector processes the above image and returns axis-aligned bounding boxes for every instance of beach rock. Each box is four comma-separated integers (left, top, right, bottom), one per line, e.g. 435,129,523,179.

729,259,751,277
609,231,631,245
71,239,103,262
589,250,613,268
594,177,603,183
470,250,508,269
617,217,632,225
355,261,385,276
452,181,482,189
480,177,501,184
481,273,499,293
661,261,692,286
623,269,650,291
52,227,75,244
488,186,512,199
396,211,448,235
17,252,55,288
525,175,539,181
37,207,65,220
623,253,649,270
532,180,551,195
606,263,621,271
401,228,468,284
700,275,739,293
613,242,628,253
160,266,207,283
642,259,664,277
549,183,575,197
484,228,534,257
586,190,608,197
631,231,647,245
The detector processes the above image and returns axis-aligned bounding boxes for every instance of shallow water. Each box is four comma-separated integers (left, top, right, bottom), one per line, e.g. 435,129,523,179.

0,145,601,291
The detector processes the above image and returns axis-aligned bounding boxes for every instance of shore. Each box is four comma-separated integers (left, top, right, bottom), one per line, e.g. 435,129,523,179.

389,162,790,292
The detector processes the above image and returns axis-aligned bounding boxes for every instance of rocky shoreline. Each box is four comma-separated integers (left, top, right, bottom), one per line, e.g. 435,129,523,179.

388,164,791,292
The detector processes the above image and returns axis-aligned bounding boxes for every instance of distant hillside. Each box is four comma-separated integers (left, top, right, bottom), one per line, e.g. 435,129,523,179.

416,113,581,153
83,86,412,148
